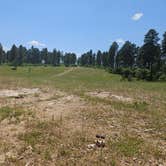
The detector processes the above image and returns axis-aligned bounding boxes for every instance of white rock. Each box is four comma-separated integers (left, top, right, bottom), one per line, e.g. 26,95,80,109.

87,144,96,149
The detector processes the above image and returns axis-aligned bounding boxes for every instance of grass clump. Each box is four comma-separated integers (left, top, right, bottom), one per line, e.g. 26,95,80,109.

0,107,24,121
133,101,149,112
111,135,143,157
19,120,60,146
19,130,42,147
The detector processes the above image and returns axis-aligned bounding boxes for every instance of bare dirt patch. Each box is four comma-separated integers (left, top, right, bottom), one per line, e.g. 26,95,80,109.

0,87,89,165
86,91,133,102
0,88,40,98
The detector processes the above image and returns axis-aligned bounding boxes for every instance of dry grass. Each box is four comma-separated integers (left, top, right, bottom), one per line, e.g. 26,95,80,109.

0,66,166,165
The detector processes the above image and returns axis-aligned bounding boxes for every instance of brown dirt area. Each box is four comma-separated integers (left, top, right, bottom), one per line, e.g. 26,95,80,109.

0,88,166,165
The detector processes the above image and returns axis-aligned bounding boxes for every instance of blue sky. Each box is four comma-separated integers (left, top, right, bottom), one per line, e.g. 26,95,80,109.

0,0,166,55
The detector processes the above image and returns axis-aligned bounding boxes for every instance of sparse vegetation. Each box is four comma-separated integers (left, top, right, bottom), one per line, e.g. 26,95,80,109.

0,107,25,122
110,135,143,157
0,66,166,165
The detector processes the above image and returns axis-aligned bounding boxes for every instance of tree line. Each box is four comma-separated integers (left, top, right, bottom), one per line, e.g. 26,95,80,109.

0,29,166,81
78,29,166,81
0,45,77,67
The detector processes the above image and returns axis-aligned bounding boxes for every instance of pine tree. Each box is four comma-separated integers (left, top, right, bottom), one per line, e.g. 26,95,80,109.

92,53,96,66
102,52,109,67
0,44,3,65
96,50,102,66
10,45,18,66
116,41,136,68
162,32,166,58
41,48,48,64
138,29,161,80
18,45,26,65
108,42,118,68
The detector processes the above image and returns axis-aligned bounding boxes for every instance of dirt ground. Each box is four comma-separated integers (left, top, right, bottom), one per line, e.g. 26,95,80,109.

0,88,88,165
0,88,166,166
86,91,133,102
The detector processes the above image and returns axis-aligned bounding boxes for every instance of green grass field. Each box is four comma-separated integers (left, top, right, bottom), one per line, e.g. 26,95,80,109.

0,66,166,165
1,65,166,93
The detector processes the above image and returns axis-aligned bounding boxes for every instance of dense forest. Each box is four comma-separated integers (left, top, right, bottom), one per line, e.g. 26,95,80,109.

0,29,166,81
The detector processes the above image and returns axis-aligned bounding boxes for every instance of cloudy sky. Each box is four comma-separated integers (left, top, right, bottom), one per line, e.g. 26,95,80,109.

0,0,166,54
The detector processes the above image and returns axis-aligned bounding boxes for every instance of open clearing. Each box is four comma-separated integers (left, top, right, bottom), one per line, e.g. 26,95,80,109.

0,66,166,166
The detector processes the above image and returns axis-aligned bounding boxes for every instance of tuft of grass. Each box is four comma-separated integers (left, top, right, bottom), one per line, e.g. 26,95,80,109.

18,120,61,150
35,121,59,130
0,107,25,121
44,148,52,161
19,131,42,147
132,101,149,112
57,145,71,158
110,135,143,157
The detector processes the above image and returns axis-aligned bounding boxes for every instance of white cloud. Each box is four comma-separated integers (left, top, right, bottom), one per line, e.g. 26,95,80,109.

27,40,46,47
132,12,143,21
3,46,9,52
131,12,144,21
116,38,125,45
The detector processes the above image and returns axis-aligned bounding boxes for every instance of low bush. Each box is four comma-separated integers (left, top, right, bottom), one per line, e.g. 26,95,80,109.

119,68,133,81
159,74,166,81
112,67,123,74
135,68,151,81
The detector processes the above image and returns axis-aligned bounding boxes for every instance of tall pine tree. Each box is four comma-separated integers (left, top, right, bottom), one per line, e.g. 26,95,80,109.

138,29,161,79
162,32,166,59
0,44,4,65
96,50,102,66
116,41,136,68
108,42,118,68
10,45,19,66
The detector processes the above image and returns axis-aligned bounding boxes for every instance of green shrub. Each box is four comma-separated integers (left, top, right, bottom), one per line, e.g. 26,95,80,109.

159,74,166,81
113,67,123,74
161,64,166,74
135,68,151,81
153,71,162,80
120,68,133,81
106,67,113,73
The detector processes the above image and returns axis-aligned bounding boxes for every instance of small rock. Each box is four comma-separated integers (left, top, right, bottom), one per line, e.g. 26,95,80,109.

25,161,31,166
18,156,24,160
87,144,96,149
138,160,142,164
27,146,33,151
110,125,115,128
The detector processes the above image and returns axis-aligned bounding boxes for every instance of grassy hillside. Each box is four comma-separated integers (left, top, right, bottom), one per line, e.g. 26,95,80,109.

1,65,166,92
0,66,166,165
